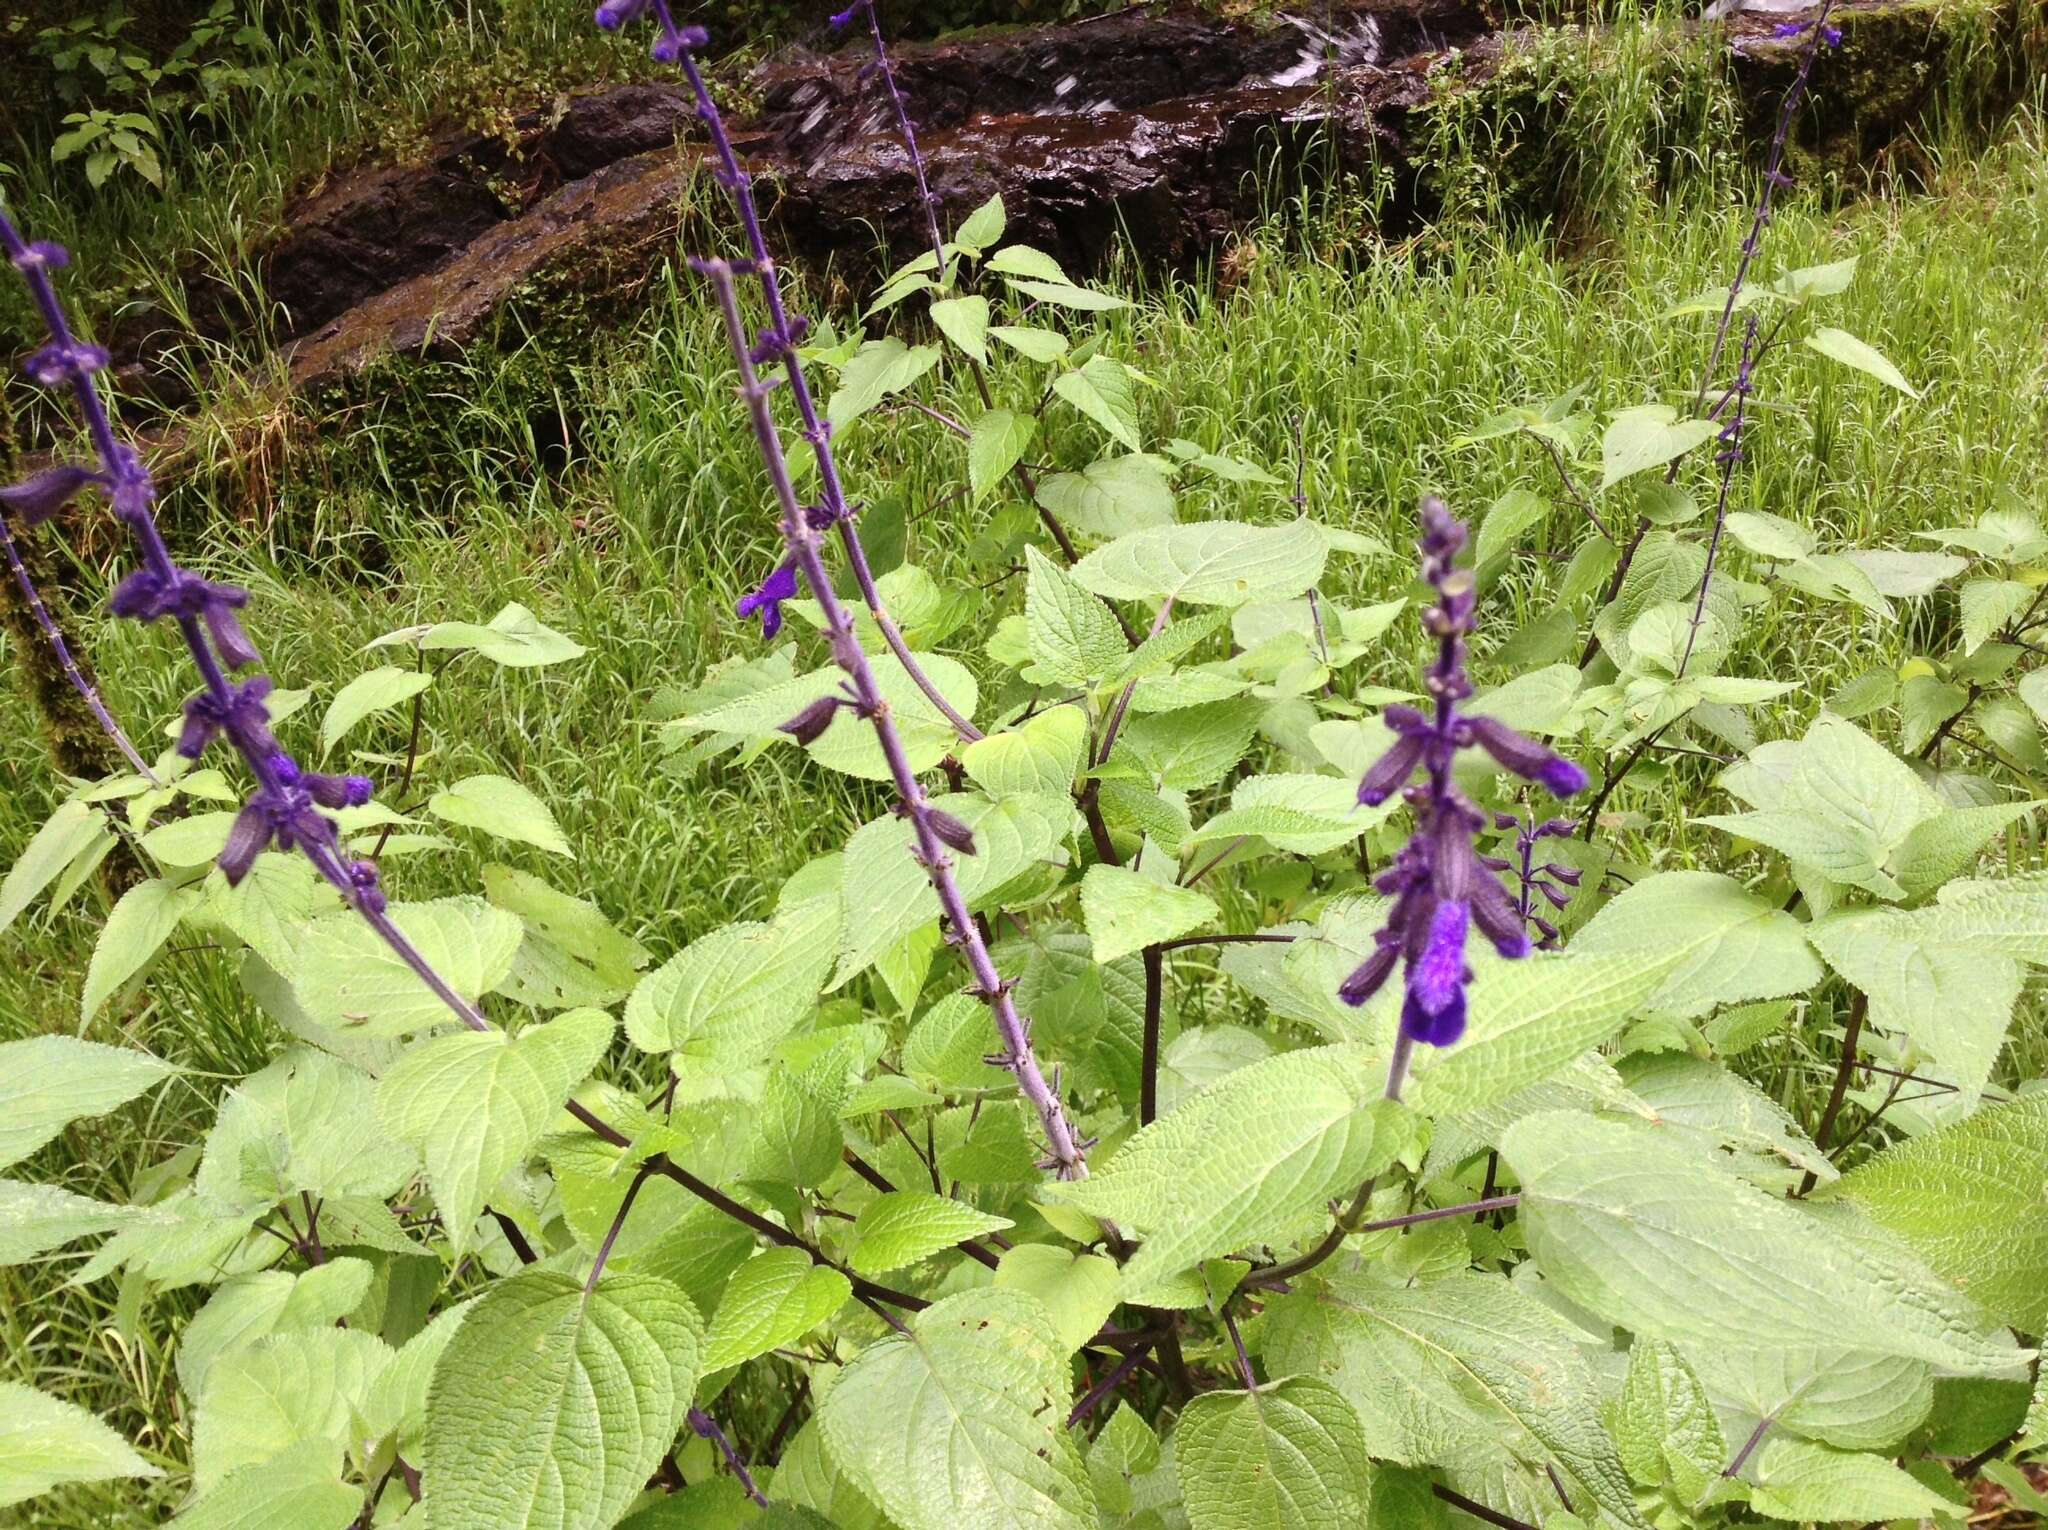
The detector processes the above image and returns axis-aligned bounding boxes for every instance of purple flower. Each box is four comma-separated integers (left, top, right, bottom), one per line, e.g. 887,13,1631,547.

1338,499,1588,1047
830,1,868,27
592,0,648,30
178,676,275,759
0,464,101,527
8,240,69,273
738,558,801,640
1823,24,1842,46
24,341,108,387
110,566,262,669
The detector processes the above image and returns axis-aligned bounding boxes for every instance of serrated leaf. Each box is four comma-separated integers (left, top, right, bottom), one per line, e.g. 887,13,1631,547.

1805,326,1922,398
428,774,572,858
1035,455,1177,539
993,1245,1120,1353
1750,1438,1952,1519
293,897,523,1036
625,896,839,1062
929,295,990,363
168,1437,359,1529
1961,577,2033,654
1003,276,1130,312
817,1288,1096,1530
952,193,1006,252
989,325,1069,363
1048,1046,1391,1295
1600,406,1719,489
386,602,584,667
1262,1272,1648,1527
1079,866,1217,965
83,878,200,1021
962,707,1088,798
1120,698,1262,790
1816,1095,2048,1331
1570,871,1822,1018
198,1048,418,1213
176,1258,375,1399
1614,1337,1724,1500
1053,357,1143,450
0,1380,160,1509
192,1327,392,1493
703,1248,852,1370
0,1179,149,1264
849,1191,1013,1276
1026,544,1128,684
378,1008,614,1257
1474,488,1551,568
1174,1379,1374,1530
1,798,114,932
321,665,432,755
827,338,942,429
969,407,1036,503
1073,520,1327,608
422,1270,703,1530
1501,1110,2021,1376
0,1035,175,1170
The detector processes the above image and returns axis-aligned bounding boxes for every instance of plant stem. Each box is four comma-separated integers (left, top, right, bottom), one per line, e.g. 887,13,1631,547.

1431,1484,1538,1530
700,255,1087,1179
1724,1414,1776,1480
1221,1306,1256,1390
1796,990,1867,1196
1140,946,1163,1126
689,1406,770,1509
586,1161,656,1294
0,510,156,780
1066,1338,1156,1428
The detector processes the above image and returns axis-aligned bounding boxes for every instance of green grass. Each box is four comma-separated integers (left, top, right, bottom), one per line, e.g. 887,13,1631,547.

3,82,2047,1524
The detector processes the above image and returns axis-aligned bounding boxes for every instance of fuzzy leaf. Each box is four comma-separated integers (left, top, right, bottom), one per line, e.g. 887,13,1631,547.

1570,871,1823,1018
293,897,523,1036
993,1245,1121,1353
1080,866,1218,965
625,895,839,1062
1804,326,1922,397
1600,406,1719,489
969,407,1036,503
0,1381,160,1509
428,774,573,858
1073,520,1328,608
703,1248,852,1370
817,1289,1096,1530
378,1008,614,1258
850,1191,1014,1276
1035,455,1177,539
1026,545,1128,685
320,665,432,755
0,1035,175,1170
1174,1379,1375,1530
423,1271,703,1529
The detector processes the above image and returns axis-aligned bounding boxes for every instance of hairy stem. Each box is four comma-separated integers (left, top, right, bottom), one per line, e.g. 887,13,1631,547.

689,1406,770,1509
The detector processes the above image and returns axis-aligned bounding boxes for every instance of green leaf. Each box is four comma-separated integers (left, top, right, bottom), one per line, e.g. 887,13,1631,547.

1805,326,1922,398
0,1179,148,1264
849,1191,1013,1276
1600,405,1719,489
1035,454,1177,539
1073,520,1327,608
929,295,990,363
626,895,840,1062
1961,577,2033,653
0,1380,160,1509
1500,1110,2021,1376
703,1248,852,1370
198,1048,418,1213
1616,1054,1833,1185
293,897,523,1036
827,338,942,429
422,1270,703,1530
176,1259,375,1399
962,707,1088,798
1474,487,1551,568
835,793,1072,981
168,1437,360,1529
993,1244,1121,1353
1079,866,1217,964
1614,1337,1724,1500
1749,1437,1953,1520
969,408,1036,503
1026,544,1128,685
1816,1094,2048,1331
321,665,432,755
1053,357,1143,451
817,1289,1097,1530
1570,871,1823,1018
1408,951,1665,1113
0,1035,175,1170
1003,277,1131,312
989,325,1069,363
1048,1045,1392,1296
952,193,1006,252
83,878,200,1021
1174,1379,1374,1530
1262,1273,1648,1528
427,773,573,858
987,245,1071,282
1723,509,1814,562
378,1008,614,1257
1120,698,1263,790
399,601,585,667
192,1327,392,1492
1,798,113,932
1186,773,1386,856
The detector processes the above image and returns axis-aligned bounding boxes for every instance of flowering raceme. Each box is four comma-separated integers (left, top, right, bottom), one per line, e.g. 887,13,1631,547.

1340,499,1589,1047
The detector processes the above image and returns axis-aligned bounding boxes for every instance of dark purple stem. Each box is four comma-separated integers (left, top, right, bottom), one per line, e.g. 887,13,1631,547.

660,11,979,743
699,256,1087,1178
1066,1338,1155,1428
689,1406,770,1508
1679,310,1759,678
0,509,157,780
846,0,947,268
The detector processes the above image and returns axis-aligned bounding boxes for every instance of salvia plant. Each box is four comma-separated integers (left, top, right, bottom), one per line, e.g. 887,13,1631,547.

1,3,2046,1529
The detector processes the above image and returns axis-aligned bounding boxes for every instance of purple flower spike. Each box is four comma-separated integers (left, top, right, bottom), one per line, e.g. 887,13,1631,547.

1,464,102,526
593,0,648,29
1773,20,1807,36
1338,498,1586,1050
737,559,801,640
830,2,867,27
1823,24,1842,46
